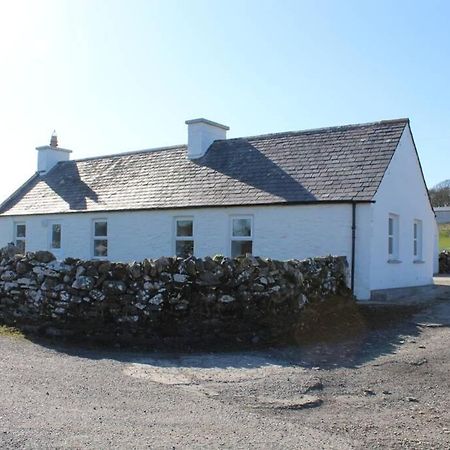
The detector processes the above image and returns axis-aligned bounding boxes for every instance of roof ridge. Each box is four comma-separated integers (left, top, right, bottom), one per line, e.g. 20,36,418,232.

71,144,186,163
63,118,408,164
223,118,409,143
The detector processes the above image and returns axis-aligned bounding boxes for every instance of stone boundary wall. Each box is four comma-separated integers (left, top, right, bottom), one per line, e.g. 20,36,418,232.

439,251,450,274
0,247,352,346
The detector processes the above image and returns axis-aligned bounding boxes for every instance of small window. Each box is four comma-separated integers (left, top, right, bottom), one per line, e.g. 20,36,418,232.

14,223,26,254
413,219,423,261
175,218,194,257
231,216,253,258
388,214,399,260
50,224,62,249
93,220,108,257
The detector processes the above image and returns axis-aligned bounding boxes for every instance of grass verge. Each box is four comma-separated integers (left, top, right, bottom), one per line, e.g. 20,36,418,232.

0,325,24,338
439,224,450,251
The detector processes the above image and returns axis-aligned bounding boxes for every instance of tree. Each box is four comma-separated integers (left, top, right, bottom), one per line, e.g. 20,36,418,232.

429,186,450,207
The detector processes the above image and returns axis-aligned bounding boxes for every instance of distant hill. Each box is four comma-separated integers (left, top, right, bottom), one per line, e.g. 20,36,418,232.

433,179,450,190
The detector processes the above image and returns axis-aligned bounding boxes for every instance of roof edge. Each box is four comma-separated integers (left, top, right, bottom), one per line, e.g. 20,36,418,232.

220,118,410,144
405,122,435,213
0,199,374,218
0,172,40,214
71,144,186,163
367,120,410,200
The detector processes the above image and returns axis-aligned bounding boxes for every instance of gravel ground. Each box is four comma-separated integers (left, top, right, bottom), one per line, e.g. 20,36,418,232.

1,297,450,449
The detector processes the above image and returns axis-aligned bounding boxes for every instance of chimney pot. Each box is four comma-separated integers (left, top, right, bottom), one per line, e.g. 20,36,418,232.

36,132,72,174
50,130,58,147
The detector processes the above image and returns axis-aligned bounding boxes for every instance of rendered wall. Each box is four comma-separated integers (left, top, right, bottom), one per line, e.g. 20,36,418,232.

0,203,372,299
369,125,435,291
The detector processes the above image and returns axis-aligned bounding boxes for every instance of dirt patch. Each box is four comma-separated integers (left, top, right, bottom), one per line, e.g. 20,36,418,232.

124,354,286,385
1,299,450,449
256,395,323,410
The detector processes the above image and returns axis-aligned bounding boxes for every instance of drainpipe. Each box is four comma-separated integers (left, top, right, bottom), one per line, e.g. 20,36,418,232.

351,202,356,294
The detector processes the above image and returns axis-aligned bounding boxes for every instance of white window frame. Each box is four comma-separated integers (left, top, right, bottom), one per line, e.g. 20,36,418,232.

48,221,63,255
14,222,26,253
92,219,108,259
388,213,400,261
174,217,195,257
413,219,423,261
230,215,253,258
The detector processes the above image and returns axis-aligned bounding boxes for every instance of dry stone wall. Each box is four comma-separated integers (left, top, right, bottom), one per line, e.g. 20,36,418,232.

439,251,450,274
0,245,352,346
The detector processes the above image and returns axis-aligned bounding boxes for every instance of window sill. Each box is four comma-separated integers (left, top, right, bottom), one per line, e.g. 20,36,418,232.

413,260,425,264
387,259,402,264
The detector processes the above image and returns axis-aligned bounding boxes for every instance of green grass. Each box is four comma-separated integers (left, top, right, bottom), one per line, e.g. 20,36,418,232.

0,325,24,338
439,223,450,251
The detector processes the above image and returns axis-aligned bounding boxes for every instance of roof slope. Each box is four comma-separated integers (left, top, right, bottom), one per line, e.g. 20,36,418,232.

0,119,408,216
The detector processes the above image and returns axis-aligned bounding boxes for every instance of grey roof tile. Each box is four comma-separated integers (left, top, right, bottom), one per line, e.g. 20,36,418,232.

0,119,408,216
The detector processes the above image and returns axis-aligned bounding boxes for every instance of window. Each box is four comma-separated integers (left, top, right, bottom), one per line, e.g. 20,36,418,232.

175,218,194,257
14,223,26,254
413,219,423,261
231,216,253,258
50,224,62,250
388,214,399,260
93,220,108,257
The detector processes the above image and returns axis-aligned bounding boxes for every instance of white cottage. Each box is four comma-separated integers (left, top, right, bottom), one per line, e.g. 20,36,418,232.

0,118,437,300
435,206,450,224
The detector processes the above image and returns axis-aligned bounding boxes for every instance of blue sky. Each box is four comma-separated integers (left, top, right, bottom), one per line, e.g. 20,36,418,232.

0,0,449,201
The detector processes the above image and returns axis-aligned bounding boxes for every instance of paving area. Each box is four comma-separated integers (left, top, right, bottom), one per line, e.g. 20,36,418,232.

435,275,450,286
367,276,450,304
1,293,450,449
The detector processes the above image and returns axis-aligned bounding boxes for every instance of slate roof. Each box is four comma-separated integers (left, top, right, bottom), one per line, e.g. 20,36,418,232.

0,118,409,216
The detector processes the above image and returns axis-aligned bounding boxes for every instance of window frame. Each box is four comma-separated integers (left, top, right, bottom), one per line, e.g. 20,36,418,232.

92,219,108,259
48,221,62,252
413,219,423,261
14,222,26,253
174,216,195,257
388,213,400,261
230,215,253,258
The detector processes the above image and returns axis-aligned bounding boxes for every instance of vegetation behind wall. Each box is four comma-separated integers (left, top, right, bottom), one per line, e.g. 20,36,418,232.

439,224,450,251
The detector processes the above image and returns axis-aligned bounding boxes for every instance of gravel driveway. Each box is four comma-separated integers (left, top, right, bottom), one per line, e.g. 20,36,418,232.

1,298,450,449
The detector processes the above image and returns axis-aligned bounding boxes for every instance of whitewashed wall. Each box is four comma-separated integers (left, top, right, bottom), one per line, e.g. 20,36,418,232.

0,203,372,299
369,124,436,290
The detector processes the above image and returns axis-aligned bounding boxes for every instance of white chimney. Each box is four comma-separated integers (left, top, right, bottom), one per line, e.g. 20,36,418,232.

185,118,229,159
36,131,72,174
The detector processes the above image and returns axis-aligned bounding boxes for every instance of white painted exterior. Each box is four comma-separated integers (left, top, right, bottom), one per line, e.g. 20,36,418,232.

185,118,229,159
369,125,436,288
0,124,436,300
